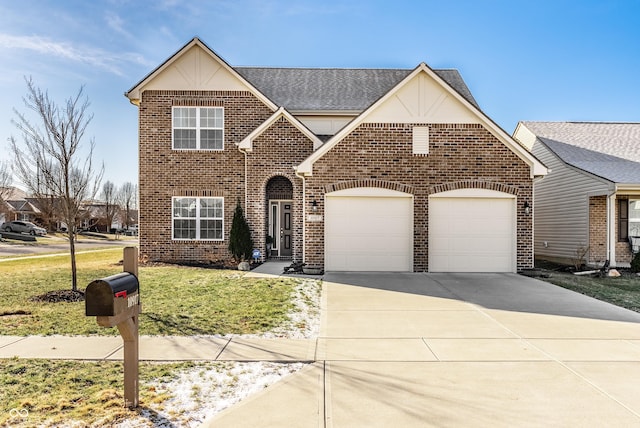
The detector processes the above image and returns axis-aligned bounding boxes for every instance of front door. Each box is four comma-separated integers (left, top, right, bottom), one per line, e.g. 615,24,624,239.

269,200,293,257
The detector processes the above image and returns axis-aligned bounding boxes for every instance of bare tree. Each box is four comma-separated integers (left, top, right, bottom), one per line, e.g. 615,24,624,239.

0,161,12,201
10,77,104,292
118,181,137,230
101,180,118,233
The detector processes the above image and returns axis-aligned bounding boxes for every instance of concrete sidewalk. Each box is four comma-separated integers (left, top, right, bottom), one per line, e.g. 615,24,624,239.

205,272,640,427
0,335,317,362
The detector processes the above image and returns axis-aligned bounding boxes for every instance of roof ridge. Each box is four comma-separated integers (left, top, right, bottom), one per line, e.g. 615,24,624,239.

525,121,640,125
234,66,460,72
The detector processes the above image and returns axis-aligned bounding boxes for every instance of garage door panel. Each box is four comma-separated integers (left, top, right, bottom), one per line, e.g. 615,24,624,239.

429,196,515,273
326,194,413,272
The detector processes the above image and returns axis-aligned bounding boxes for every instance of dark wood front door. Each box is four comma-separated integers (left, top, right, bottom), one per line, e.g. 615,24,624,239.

269,200,293,257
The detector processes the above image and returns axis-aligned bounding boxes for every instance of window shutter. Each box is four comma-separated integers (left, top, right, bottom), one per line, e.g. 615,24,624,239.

619,199,628,242
412,126,429,155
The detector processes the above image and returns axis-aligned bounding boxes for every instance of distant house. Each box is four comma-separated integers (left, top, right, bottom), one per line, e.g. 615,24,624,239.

0,187,41,224
514,122,640,267
126,37,547,272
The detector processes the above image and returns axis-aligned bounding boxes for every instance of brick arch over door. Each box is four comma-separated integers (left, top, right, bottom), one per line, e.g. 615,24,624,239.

263,174,298,260
325,179,414,195
428,180,521,196
266,175,294,200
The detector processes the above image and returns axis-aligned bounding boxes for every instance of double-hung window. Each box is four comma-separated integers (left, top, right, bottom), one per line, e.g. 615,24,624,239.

619,198,640,241
172,107,224,150
172,197,224,240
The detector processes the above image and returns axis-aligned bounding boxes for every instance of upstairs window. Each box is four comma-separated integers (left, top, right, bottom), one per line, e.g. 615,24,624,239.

172,107,224,150
172,197,224,240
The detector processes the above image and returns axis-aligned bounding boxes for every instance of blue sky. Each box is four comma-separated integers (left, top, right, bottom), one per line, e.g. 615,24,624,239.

1,0,639,188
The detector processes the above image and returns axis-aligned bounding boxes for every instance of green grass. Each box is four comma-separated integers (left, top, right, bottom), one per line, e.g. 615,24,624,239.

0,248,296,336
535,262,640,313
0,358,205,426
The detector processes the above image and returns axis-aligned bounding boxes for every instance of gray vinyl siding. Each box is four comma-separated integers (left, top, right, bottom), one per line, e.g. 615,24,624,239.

532,141,610,261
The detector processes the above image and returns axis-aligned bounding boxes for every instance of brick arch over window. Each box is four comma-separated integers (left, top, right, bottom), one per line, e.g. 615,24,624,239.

325,179,414,194
266,175,294,200
428,180,521,196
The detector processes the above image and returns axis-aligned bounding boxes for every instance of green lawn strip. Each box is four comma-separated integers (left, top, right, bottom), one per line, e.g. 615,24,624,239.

0,249,296,336
537,270,640,313
0,358,202,427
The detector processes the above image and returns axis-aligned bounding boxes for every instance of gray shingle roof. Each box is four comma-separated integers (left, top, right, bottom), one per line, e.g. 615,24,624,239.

523,122,640,184
235,67,479,112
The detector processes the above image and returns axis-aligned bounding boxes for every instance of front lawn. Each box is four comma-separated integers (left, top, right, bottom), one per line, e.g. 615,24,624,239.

534,261,640,313
0,358,301,427
0,248,297,336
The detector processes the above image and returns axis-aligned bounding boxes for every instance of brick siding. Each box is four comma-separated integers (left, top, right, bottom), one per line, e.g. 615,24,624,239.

138,90,273,263
589,195,634,266
304,123,533,271
139,92,534,271
588,196,607,264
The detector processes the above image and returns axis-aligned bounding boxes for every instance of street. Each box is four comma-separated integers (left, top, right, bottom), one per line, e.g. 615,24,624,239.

0,235,137,257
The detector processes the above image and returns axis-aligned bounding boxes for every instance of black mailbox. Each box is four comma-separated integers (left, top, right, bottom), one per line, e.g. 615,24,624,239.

86,272,140,317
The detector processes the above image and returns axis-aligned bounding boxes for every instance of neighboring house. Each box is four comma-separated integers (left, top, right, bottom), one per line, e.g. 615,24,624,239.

514,122,640,267
125,38,547,273
0,187,41,223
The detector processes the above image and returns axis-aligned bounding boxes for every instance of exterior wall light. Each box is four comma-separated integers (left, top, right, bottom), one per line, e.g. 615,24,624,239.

524,201,531,215
311,200,318,212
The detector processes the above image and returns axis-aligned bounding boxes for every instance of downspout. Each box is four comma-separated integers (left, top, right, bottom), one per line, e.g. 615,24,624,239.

294,168,306,264
607,188,618,267
237,144,250,255
531,175,545,269
235,144,249,212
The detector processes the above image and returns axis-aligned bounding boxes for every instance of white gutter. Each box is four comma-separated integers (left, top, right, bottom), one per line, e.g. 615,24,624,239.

294,167,306,264
607,188,617,267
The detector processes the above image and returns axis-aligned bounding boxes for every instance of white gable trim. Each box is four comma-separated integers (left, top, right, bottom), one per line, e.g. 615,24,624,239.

296,63,547,178
237,107,324,152
125,38,277,111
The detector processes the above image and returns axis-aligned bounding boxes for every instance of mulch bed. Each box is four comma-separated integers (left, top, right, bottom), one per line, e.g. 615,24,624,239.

30,289,85,303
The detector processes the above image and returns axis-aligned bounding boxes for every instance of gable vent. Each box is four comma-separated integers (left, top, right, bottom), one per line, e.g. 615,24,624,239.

412,126,429,155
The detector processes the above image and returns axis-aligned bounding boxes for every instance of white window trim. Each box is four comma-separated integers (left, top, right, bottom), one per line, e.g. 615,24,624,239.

172,107,224,150
630,198,640,237
172,196,224,241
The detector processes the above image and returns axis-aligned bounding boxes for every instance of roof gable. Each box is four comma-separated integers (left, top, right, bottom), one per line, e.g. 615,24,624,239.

125,38,276,110
238,107,324,152
364,69,479,124
297,63,547,178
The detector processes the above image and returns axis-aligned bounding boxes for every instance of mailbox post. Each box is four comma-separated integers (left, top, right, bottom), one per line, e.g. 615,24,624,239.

86,246,140,408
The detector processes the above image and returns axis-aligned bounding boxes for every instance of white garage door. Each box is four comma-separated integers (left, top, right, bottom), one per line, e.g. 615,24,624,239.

325,188,413,271
429,189,516,272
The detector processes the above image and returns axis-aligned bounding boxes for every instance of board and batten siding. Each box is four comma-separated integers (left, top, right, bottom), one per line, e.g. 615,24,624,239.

532,141,610,262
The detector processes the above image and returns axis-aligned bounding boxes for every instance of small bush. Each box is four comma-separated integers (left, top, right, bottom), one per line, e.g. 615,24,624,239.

228,201,253,262
631,252,640,273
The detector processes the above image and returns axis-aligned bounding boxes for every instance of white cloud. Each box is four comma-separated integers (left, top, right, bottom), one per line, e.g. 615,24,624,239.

0,33,151,76
105,12,132,39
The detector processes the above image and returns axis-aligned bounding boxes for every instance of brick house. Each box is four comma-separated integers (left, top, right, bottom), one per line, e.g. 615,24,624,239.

126,38,546,272
514,122,640,268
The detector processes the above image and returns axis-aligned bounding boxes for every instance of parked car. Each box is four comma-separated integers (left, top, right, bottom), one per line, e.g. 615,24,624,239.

1,221,47,236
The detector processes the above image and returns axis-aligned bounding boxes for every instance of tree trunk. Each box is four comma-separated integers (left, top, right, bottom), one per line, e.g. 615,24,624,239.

69,229,78,292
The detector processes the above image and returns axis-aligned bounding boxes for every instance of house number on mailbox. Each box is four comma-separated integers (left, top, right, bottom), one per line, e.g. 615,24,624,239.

128,294,139,308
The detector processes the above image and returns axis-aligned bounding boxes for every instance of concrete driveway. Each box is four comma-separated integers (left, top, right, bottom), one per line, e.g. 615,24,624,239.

208,272,640,427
